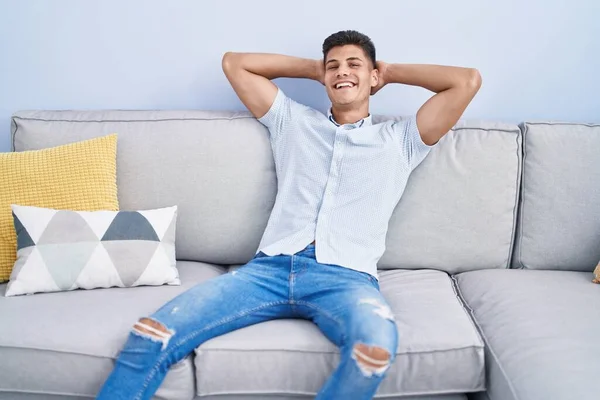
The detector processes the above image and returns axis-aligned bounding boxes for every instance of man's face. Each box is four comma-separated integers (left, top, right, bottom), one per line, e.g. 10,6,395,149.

324,45,377,107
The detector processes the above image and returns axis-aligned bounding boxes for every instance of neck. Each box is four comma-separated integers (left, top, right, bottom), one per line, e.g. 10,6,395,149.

331,102,370,125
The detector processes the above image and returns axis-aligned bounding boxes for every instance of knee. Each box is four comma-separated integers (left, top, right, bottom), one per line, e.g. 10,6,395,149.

132,317,174,350
350,303,399,378
351,343,394,378
356,296,399,352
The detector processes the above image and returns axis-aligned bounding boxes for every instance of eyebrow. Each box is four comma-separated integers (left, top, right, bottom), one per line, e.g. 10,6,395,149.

325,57,364,65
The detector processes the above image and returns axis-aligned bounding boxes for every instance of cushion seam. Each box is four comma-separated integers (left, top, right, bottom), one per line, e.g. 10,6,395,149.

196,345,484,354
449,274,485,347
452,275,521,400
11,115,257,153
505,128,523,269
11,120,18,151
196,387,484,398
0,388,94,398
524,121,600,127
517,123,528,269
0,344,119,360
11,115,255,123
452,127,521,134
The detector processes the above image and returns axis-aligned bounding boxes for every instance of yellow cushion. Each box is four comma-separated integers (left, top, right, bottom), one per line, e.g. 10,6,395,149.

0,134,119,282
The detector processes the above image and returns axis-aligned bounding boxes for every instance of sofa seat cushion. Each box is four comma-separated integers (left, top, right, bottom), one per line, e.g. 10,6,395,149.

194,269,484,398
0,261,226,400
456,269,600,400
195,395,469,400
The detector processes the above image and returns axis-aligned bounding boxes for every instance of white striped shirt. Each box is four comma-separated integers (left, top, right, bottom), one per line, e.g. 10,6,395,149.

256,88,435,279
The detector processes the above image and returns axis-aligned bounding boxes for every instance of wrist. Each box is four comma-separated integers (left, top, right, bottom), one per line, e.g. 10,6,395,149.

376,61,389,85
313,59,324,83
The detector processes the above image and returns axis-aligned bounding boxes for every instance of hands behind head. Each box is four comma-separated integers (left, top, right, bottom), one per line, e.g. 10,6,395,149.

316,60,325,86
371,61,388,95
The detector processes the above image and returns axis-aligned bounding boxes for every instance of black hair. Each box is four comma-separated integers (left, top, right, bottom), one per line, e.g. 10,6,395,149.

322,30,376,68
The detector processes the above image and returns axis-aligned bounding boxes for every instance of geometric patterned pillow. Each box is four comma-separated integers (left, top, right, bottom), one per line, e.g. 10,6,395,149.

5,204,179,297
594,262,600,284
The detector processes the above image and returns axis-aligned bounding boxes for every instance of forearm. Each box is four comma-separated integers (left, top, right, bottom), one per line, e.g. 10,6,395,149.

223,52,321,82
382,63,480,93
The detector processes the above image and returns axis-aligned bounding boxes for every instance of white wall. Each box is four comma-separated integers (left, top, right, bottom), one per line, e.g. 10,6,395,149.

1,0,598,151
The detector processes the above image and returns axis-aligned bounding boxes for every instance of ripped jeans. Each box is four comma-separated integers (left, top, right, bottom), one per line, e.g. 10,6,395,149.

96,243,398,400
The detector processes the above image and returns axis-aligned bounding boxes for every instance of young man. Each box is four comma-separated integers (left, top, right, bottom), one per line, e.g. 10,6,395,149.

97,30,481,400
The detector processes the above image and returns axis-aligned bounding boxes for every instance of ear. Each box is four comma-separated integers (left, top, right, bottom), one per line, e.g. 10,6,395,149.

371,68,379,88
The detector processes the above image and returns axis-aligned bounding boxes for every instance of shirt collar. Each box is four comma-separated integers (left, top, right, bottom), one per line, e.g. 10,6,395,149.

327,108,372,128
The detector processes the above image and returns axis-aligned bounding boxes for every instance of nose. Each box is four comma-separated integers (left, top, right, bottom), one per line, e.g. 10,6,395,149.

336,66,350,78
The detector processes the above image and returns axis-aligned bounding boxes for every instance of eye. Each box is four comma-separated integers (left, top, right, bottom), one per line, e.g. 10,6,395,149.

350,63,360,68
327,65,337,70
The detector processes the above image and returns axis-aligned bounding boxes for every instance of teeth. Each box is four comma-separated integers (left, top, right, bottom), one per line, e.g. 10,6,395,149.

336,82,354,89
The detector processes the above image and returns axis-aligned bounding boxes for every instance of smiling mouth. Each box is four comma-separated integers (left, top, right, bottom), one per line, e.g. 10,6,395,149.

334,82,356,90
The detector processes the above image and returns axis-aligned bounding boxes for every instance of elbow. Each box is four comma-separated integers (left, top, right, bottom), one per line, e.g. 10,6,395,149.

465,68,482,92
221,52,241,74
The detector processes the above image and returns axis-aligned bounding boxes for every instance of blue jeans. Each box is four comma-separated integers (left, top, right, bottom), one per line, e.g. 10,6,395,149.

97,243,398,400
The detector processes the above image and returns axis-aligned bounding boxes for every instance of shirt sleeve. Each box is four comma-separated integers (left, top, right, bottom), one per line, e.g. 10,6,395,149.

391,115,436,170
258,88,292,139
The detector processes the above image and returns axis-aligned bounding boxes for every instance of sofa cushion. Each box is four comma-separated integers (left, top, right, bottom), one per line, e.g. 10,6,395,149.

12,110,277,266
0,394,469,400
195,395,469,400
1,134,119,282
512,122,600,271
373,119,522,274
0,261,226,400
194,269,484,398
456,269,600,400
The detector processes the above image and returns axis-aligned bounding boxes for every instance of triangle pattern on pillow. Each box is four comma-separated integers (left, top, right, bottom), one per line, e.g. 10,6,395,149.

7,205,178,296
5,247,61,296
12,213,35,250
38,211,99,244
9,246,35,282
138,207,176,241
102,240,160,286
11,205,58,243
38,242,98,290
76,243,123,289
133,243,178,286
161,215,177,243
101,212,159,242
80,210,118,241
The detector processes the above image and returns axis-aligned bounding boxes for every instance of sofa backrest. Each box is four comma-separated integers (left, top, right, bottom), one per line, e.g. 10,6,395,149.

12,110,522,273
374,117,522,274
12,110,277,266
511,122,600,272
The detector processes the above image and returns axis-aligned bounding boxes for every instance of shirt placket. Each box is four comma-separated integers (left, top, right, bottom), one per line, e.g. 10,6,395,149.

316,124,354,245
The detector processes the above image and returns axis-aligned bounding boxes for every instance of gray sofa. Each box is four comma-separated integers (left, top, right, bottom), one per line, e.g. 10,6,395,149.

1,110,598,400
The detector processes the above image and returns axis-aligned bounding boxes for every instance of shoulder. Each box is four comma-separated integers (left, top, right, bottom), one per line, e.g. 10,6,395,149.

261,88,319,118
258,88,326,133
373,116,412,134
378,115,424,139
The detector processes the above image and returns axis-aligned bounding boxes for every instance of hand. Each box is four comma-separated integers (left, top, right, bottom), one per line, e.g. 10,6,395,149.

371,61,388,95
